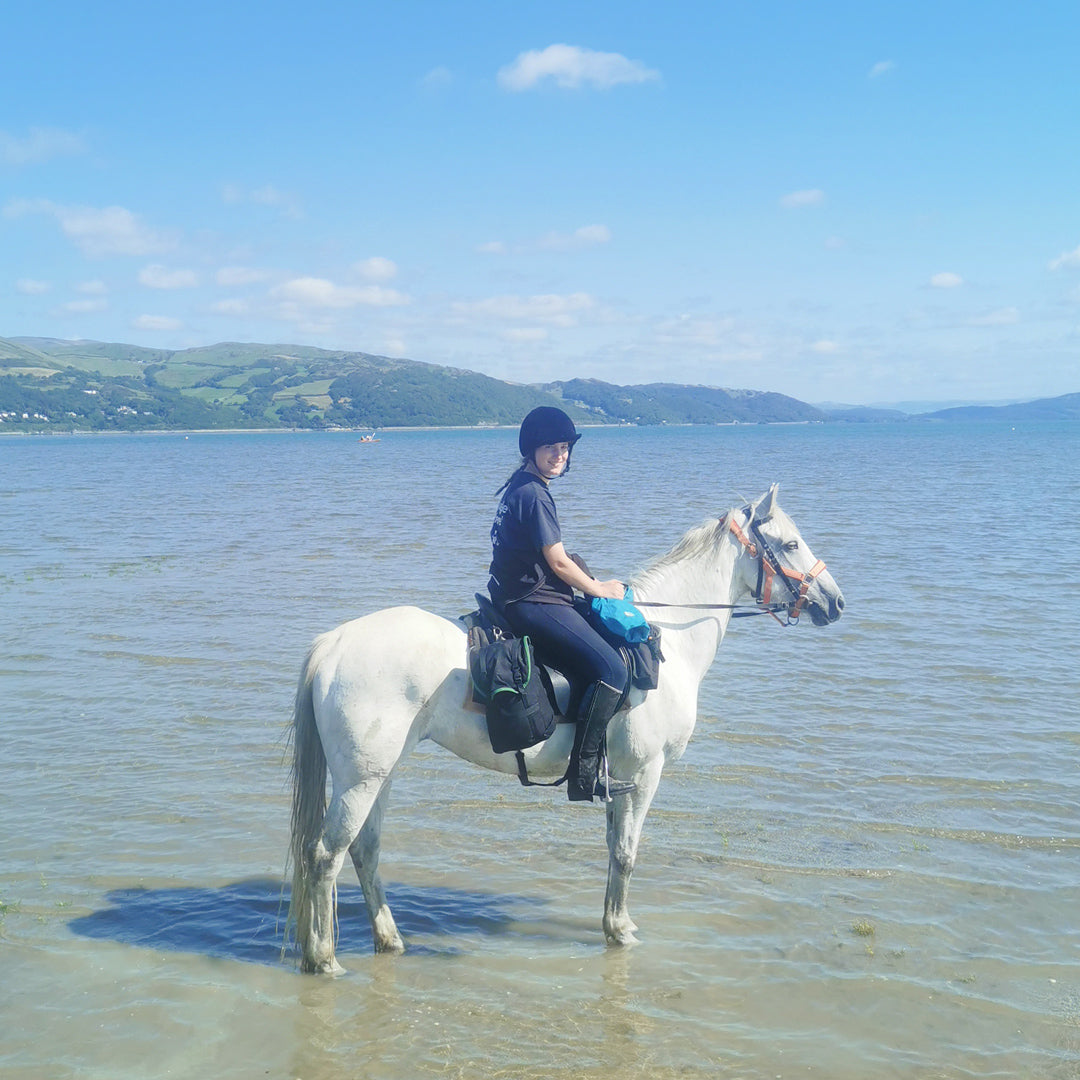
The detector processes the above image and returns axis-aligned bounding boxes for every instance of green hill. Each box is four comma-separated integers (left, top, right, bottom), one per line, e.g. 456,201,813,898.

0,334,825,432
0,337,593,432
919,393,1080,421
552,378,825,424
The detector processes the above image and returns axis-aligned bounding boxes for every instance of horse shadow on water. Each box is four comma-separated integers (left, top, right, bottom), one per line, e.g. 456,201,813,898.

69,877,548,967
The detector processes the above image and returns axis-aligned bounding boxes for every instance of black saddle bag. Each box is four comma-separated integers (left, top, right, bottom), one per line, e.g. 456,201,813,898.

624,625,664,690
469,633,558,754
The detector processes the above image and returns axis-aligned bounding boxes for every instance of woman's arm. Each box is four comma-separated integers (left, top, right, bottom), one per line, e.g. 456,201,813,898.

542,541,624,599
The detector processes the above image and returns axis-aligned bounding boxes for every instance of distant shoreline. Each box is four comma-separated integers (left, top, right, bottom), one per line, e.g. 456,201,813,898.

0,420,824,438
0,425,519,437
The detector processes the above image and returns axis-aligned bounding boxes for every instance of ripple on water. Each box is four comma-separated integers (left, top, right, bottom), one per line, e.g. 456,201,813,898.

2,424,1079,1079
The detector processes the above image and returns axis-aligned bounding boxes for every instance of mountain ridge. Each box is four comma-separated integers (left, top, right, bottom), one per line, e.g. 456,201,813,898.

1,336,1076,431
0,336,823,431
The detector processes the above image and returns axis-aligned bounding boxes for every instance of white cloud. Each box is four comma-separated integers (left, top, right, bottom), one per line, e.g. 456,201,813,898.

16,278,51,295
477,240,507,255
969,306,1019,326
251,185,287,206
498,44,660,91
133,314,182,331
503,327,549,342
421,66,452,90
216,266,269,286
62,298,107,314
354,256,398,281
780,189,825,209
139,264,199,289
930,272,964,288
222,183,302,217
869,60,896,79
4,198,178,256
76,279,108,295
1049,244,1080,271
455,292,596,327
211,299,249,315
271,276,409,310
0,127,86,166
538,224,612,251
811,339,839,354
653,314,737,347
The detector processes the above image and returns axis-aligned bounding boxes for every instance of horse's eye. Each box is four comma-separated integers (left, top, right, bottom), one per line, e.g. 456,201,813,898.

783,540,799,552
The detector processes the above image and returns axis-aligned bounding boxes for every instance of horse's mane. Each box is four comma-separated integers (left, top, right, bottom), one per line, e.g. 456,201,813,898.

632,510,734,594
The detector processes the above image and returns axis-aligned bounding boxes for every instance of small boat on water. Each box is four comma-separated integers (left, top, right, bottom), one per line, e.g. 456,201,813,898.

358,431,380,443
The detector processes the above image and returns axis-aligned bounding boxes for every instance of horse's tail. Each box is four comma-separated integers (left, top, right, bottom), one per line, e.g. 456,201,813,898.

284,636,330,963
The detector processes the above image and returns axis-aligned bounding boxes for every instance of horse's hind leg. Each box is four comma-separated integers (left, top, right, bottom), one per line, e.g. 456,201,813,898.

301,779,385,974
348,782,404,954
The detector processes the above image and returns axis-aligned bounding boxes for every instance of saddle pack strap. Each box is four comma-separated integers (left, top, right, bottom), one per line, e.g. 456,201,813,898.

515,751,567,789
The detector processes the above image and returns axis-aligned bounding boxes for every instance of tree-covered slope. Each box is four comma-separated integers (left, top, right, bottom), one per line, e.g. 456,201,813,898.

0,337,586,431
0,334,896,432
919,393,1080,421
551,378,827,423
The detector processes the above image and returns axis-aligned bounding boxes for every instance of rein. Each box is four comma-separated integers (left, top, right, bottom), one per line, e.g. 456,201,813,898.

633,600,786,618
634,511,827,626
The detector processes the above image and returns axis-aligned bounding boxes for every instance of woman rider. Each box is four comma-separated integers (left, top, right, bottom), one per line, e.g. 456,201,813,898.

488,406,635,802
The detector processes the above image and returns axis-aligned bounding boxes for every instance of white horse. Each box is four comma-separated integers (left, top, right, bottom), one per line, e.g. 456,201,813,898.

287,485,844,973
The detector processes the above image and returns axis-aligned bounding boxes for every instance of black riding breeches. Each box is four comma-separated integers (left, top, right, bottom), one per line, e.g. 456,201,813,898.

502,599,627,698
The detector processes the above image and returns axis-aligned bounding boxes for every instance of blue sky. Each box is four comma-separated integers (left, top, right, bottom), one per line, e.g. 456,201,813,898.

3,1,1078,405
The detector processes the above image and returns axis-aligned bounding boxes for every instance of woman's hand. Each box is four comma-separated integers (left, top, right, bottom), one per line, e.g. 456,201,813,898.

591,578,626,600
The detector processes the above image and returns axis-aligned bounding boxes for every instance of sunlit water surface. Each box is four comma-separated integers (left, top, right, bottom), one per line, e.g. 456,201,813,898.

2,422,1078,1079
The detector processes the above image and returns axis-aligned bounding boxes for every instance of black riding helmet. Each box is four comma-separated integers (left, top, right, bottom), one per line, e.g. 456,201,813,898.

518,406,581,460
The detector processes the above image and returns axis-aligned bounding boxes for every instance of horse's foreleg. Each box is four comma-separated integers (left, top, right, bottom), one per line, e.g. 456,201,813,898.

603,757,664,946
300,779,386,974
348,783,404,954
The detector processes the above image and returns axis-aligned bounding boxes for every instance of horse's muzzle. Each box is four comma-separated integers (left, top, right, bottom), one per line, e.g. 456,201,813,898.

807,591,844,626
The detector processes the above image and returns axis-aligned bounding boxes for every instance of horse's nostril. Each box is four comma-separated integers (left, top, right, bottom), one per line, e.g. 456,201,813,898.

835,596,845,614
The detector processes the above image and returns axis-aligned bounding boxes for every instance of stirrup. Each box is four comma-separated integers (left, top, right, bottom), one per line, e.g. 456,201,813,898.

597,754,635,801
596,776,635,801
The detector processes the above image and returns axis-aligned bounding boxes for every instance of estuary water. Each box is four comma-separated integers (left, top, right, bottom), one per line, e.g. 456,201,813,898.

1,421,1079,1080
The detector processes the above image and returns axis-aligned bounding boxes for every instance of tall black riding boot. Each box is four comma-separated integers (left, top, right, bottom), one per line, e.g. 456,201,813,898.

566,681,636,802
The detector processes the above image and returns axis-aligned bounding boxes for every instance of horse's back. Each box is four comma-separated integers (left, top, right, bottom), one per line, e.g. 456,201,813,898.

310,606,465,730
314,605,463,653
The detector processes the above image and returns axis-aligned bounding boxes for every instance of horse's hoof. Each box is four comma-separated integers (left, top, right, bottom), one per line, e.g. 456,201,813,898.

605,928,640,947
301,957,347,976
374,936,406,955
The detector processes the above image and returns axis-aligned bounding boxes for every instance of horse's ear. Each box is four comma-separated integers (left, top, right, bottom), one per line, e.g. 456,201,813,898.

752,484,780,522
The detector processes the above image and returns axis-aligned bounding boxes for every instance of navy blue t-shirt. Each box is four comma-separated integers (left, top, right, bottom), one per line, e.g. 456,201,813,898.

488,470,574,605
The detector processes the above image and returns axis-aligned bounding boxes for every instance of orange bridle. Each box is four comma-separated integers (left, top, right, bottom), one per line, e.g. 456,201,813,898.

728,514,827,624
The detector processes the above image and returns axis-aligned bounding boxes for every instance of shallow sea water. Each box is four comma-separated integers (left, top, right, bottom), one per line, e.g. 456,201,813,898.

2,421,1079,1079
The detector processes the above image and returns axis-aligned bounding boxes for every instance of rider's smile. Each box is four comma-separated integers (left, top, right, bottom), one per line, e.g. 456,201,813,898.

529,442,570,480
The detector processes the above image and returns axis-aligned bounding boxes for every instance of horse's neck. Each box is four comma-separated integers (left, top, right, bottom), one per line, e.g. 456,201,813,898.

634,533,749,679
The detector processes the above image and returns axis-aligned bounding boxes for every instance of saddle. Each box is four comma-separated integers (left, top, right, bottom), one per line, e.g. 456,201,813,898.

460,594,664,789
460,594,664,732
